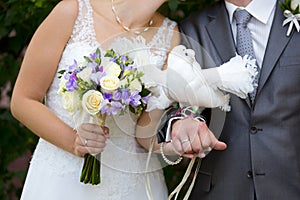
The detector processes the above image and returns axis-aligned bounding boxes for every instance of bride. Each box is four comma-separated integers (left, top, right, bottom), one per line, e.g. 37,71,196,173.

11,0,257,199
10,0,178,199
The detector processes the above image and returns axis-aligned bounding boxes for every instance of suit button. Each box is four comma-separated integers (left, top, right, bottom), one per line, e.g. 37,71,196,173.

247,171,253,178
250,127,258,134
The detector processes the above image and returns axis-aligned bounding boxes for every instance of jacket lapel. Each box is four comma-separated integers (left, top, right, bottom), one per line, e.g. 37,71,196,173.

205,4,236,63
205,3,252,107
257,2,293,95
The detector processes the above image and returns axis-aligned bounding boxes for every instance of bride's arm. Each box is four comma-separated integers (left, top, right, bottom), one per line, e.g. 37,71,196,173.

135,22,182,155
10,1,107,157
136,109,164,153
137,110,186,159
136,109,195,158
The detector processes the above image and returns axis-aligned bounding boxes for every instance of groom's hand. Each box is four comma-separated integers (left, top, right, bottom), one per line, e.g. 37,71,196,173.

171,118,227,158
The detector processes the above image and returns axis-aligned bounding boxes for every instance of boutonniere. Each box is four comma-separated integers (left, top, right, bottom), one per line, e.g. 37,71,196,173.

280,0,300,36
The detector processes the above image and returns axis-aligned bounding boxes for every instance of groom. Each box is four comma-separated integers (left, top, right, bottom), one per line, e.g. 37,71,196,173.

161,0,300,199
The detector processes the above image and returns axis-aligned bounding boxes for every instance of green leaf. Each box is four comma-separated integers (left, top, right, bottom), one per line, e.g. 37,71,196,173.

58,69,66,74
96,48,101,57
104,49,117,58
84,56,93,63
135,71,144,79
140,88,151,97
129,105,136,114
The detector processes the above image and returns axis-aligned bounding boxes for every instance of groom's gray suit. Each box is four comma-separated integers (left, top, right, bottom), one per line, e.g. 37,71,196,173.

179,1,300,199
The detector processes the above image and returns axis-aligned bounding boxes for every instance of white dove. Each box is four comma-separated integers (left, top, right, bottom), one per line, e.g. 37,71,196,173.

140,45,257,112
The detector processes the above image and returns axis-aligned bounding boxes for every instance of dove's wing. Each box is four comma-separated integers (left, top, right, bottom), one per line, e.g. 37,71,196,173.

165,45,231,111
139,64,167,87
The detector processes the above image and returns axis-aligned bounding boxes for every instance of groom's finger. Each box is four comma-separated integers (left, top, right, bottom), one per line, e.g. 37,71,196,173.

213,141,227,150
188,126,202,154
171,138,184,155
181,140,193,155
198,121,217,149
195,121,227,158
172,118,201,154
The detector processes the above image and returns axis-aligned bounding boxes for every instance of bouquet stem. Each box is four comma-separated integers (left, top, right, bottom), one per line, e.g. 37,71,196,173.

80,114,106,185
80,154,101,185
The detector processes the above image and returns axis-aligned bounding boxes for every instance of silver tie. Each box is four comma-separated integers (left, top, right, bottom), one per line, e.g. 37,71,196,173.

234,9,259,102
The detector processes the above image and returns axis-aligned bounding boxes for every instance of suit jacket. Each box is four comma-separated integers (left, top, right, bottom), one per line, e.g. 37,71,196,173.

179,1,300,199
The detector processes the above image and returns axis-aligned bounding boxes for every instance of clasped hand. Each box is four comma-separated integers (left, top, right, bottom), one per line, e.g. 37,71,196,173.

165,118,227,158
74,123,109,157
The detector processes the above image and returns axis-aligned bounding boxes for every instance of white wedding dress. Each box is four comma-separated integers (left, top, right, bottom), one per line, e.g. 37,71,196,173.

20,0,176,199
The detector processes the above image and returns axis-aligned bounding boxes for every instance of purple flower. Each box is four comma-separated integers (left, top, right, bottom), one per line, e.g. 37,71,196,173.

112,89,131,105
87,62,99,73
120,56,128,62
121,89,131,105
110,57,117,63
124,65,134,71
141,93,151,104
64,73,78,91
112,90,121,101
89,52,98,60
130,90,141,107
99,66,104,72
90,71,106,85
68,60,78,72
103,92,112,100
100,100,124,116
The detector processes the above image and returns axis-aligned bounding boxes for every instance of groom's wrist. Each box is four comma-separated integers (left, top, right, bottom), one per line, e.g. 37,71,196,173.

157,106,206,143
157,106,181,143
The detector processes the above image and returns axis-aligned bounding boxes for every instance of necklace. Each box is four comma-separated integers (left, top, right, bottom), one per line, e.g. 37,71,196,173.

111,0,153,35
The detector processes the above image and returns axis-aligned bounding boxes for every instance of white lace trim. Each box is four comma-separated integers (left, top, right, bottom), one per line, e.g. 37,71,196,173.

68,0,98,47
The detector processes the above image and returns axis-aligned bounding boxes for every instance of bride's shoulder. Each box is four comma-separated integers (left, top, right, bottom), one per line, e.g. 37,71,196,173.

153,12,178,30
154,13,180,47
53,0,79,21
37,0,78,36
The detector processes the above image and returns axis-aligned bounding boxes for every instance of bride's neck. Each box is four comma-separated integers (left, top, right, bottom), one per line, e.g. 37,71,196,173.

111,0,166,29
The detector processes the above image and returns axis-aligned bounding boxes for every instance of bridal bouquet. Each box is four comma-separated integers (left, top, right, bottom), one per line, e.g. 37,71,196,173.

57,48,151,185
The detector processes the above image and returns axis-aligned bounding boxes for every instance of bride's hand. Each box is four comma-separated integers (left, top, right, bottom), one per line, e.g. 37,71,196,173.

74,123,109,157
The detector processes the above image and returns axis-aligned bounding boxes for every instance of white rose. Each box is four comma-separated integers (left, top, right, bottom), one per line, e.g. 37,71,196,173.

82,90,104,115
77,67,92,82
105,62,122,77
61,91,80,113
100,76,120,93
291,0,300,11
129,78,142,92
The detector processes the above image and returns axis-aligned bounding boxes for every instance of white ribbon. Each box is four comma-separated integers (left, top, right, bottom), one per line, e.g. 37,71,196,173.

168,157,202,200
145,137,155,200
282,10,300,36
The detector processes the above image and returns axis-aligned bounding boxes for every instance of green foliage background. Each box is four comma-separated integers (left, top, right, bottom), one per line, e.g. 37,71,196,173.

0,0,218,199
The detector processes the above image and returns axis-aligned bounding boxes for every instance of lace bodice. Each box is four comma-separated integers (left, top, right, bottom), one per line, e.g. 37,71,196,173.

27,0,176,199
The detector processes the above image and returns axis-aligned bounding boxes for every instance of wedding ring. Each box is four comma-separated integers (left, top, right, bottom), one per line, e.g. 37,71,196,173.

180,138,190,144
84,139,88,147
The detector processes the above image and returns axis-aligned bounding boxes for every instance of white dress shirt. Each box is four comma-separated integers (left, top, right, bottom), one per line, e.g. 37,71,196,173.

225,0,277,67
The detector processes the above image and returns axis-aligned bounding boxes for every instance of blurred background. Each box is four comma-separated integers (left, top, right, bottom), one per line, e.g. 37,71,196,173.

0,0,217,199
